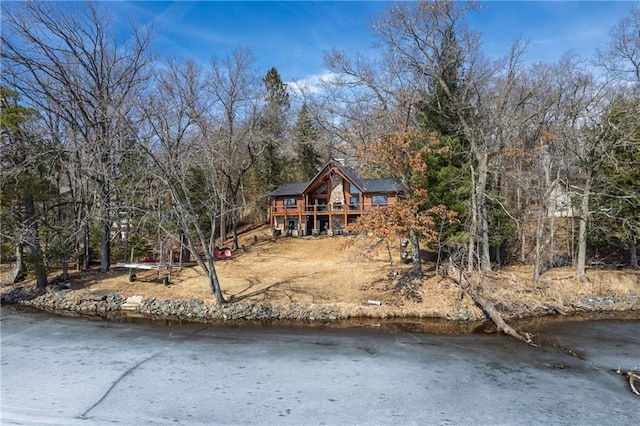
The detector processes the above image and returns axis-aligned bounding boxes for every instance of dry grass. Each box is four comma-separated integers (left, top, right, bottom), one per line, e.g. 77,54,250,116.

3,225,640,319
471,265,640,315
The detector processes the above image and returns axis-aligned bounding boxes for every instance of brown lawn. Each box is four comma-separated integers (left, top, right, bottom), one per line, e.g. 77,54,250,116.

3,225,640,319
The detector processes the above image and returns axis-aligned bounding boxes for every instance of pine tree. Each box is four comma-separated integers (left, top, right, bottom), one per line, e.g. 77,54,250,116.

589,96,640,268
0,86,50,288
291,103,322,181
416,24,470,261
257,67,290,191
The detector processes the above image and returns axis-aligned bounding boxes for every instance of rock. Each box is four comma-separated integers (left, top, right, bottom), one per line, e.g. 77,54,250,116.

4,280,637,325
0,286,37,305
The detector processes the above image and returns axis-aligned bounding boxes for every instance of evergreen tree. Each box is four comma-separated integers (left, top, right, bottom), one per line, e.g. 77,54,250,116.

0,86,50,288
291,103,322,181
257,67,290,191
416,24,470,259
589,96,640,267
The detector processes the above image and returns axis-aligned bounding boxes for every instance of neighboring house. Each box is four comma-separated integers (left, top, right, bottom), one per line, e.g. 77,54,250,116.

549,185,578,218
269,160,405,236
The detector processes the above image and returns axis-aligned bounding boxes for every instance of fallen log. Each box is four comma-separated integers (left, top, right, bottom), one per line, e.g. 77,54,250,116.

614,368,640,397
446,261,535,346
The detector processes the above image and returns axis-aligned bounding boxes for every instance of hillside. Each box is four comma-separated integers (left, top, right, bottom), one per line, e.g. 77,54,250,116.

2,226,640,322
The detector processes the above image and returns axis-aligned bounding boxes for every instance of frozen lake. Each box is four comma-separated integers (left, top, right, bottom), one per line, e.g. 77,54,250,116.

1,308,638,425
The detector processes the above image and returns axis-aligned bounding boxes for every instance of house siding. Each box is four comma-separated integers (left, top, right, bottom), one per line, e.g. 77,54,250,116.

269,161,404,236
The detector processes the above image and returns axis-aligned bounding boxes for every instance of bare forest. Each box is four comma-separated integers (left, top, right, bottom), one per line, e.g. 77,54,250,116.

2,1,639,306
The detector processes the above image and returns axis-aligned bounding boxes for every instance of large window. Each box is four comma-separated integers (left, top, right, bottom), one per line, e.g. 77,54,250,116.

314,198,328,211
349,196,360,210
284,198,297,208
372,195,388,206
316,183,328,194
349,184,360,194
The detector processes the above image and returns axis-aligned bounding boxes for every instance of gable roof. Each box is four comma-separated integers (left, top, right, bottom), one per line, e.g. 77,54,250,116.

336,164,366,192
362,178,405,193
298,161,359,195
268,182,307,197
269,160,405,198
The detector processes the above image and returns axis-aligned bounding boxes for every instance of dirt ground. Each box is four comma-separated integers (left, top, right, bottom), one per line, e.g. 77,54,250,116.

3,226,640,319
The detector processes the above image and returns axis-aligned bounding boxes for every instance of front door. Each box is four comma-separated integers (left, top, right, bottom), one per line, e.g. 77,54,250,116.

317,219,329,234
306,216,314,235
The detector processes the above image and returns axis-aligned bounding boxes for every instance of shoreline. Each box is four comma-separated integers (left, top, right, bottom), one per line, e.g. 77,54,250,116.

3,283,639,334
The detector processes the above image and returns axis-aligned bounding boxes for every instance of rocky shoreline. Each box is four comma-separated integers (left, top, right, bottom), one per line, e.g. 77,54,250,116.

1,286,353,323
2,284,639,326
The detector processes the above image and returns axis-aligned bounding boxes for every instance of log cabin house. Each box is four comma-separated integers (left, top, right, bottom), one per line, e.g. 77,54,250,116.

269,160,405,236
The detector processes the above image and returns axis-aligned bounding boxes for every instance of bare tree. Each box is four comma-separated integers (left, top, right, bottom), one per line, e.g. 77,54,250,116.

567,85,625,279
587,5,640,270
140,58,228,303
1,1,152,272
504,56,593,282
317,47,416,165
200,47,263,250
580,89,640,273
596,4,640,83
365,1,537,272
318,40,439,278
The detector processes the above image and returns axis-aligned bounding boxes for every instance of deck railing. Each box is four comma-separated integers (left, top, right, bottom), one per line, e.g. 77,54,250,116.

270,203,389,216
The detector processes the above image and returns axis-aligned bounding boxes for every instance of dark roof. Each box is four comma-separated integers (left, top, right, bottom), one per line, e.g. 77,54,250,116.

268,182,307,197
362,178,405,193
336,165,366,191
334,163,405,193
269,161,405,197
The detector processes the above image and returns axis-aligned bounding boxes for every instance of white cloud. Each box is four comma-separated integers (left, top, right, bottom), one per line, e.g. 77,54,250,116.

287,71,340,95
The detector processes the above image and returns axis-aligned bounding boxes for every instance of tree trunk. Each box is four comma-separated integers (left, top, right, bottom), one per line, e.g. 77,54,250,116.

186,230,227,304
533,179,557,283
231,210,239,250
83,219,90,271
576,176,592,280
174,202,228,304
517,173,526,263
435,219,446,276
61,251,69,281
99,181,111,272
547,173,560,269
446,261,534,346
467,164,478,272
532,211,546,283
208,268,226,304
477,149,491,271
6,244,25,284
630,242,638,269
479,197,491,270
219,199,226,248
179,230,191,262
24,194,47,289
409,228,423,278
385,241,395,273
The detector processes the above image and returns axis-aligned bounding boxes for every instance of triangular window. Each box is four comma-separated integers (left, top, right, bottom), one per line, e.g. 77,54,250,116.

315,183,328,194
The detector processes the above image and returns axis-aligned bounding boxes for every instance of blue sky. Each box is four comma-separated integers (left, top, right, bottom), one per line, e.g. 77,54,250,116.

108,1,635,84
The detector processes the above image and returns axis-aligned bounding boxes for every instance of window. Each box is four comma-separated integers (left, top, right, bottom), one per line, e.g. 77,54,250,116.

372,195,388,205
284,198,297,208
314,198,327,211
349,184,360,194
316,183,328,194
349,196,360,210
